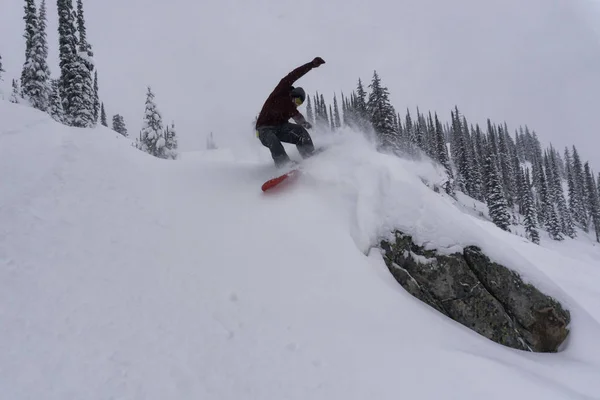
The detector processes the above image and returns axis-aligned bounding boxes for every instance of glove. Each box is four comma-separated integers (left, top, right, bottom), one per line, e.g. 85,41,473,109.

301,121,312,129
312,57,325,67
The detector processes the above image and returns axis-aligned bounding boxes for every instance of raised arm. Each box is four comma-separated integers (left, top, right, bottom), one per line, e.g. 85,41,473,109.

273,57,326,94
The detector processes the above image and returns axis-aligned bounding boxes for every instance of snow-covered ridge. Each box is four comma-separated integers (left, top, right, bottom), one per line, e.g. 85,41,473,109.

2,101,600,399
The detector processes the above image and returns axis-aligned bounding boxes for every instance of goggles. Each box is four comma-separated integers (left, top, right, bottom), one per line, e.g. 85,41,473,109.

293,97,304,106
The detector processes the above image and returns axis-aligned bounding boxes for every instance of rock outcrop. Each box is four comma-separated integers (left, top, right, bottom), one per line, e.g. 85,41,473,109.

380,230,570,352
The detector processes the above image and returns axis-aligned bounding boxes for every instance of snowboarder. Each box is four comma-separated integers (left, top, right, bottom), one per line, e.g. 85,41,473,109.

255,57,326,167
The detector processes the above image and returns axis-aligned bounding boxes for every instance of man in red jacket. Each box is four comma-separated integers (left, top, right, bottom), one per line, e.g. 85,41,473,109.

255,57,326,167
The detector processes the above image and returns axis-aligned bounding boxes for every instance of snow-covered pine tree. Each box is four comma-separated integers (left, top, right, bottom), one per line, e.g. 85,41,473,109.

413,107,425,151
484,153,511,231
394,112,405,153
514,154,525,213
486,119,499,161
521,167,540,244
333,94,341,129
70,0,95,127
583,162,600,242
112,114,128,137
571,146,588,230
10,79,21,103
469,124,484,201
163,121,178,159
462,116,478,196
57,0,80,125
565,148,582,229
329,105,335,131
21,0,38,86
354,78,368,131
424,112,436,159
20,0,51,111
539,163,563,240
450,108,474,196
414,110,428,158
549,148,575,238
139,87,166,158
366,71,397,153
403,108,415,156
523,126,535,163
515,128,525,163
306,96,313,126
497,124,515,207
38,0,48,60
0,54,5,83
36,0,51,109
93,70,99,123
597,172,600,229
434,112,454,195
100,102,107,126
341,92,350,127
474,125,488,200
48,79,64,122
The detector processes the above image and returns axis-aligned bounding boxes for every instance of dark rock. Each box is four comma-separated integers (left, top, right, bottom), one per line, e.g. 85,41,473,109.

380,230,570,352
463,246,570,352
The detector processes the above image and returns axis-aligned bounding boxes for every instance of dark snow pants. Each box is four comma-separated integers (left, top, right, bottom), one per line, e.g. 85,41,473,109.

257,123,315,167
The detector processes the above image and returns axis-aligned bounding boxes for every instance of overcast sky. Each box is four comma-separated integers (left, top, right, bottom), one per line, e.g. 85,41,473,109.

1,0,599,169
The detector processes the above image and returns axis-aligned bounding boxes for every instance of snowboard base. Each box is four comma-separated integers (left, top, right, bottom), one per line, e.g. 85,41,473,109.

261,168,301,192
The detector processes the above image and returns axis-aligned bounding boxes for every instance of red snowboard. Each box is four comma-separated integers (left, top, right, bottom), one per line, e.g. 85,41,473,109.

261,168,301,192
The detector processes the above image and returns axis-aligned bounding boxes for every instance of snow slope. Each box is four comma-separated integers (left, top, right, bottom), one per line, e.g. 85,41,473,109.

2,101,600,399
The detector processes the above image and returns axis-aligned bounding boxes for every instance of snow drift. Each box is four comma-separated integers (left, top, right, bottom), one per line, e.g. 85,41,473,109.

2,101,600,399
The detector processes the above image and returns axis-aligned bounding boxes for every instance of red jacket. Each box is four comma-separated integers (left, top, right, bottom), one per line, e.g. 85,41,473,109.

255,62,314,128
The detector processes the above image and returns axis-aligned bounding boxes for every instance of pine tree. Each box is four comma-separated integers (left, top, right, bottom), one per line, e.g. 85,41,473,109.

521,167,540,244
403,108,415,156
571,146,588,230
333,94,341,129
512,138,524,211
354,78,368,131
584,162,600,242
474,125,488,200
306,95,313,125
469,125,484,201
48,78,64,123
164,121,178,159
38,0,48,60
413,107,425,151
69,0,95,127
450,107,472,195
484,154,511,231
10,79,21,103
598,172,600,209
138,87,165,158
496,124,515,207
206,132,218,150
565,148,582,230
57,0,80,125
20,0,50,111
539,164,563,240
549,148,575,238
329,105,335,131
0,54,5,82
112,114,128,136
21,0,38,85
367,71,397,152
93,71,100,123
100,102,107,126
434,113,454,195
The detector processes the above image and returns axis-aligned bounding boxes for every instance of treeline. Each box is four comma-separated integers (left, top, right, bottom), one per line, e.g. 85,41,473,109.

304,71,600,244
2,0,177,159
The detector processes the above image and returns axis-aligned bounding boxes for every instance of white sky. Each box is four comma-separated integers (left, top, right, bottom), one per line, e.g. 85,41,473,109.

1,0,599,170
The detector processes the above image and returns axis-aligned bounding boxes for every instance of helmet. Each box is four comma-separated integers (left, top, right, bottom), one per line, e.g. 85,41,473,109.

290,86,306,104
